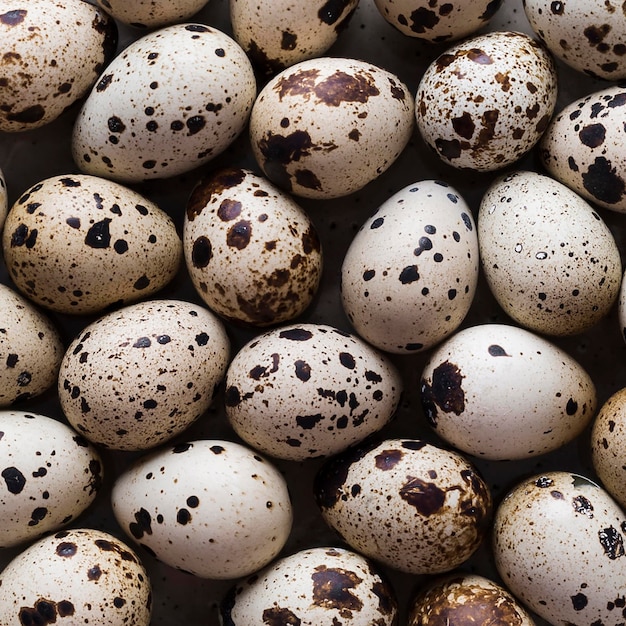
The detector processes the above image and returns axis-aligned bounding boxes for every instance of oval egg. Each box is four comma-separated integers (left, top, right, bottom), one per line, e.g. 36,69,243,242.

95,0,211,28
341,180,479,354
0,166,7,229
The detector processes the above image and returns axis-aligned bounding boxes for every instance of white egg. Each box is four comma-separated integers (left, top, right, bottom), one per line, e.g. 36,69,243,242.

96,0,211,28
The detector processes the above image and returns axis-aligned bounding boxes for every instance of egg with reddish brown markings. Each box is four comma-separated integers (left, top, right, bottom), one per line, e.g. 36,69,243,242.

95,0,211,28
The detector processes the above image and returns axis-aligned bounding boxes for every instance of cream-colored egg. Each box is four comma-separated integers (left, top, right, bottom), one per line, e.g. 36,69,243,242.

58,299,230,451
416,31,557,171
96,0,210,28
230,0,359,75
2,174,182,315
0,284,63,406
225,323,402,461
222,546,398,625
540,84,626,213
0,166,7,230
341,180,478,354
0,411,103,548
249,56,414,199
315,438,492,575
0,0,117,132
112,440,293,579
184,167,323,326
72,23,256,183
0,528,151,626
493,472,626,626
420,323,597,460
478,170,622,336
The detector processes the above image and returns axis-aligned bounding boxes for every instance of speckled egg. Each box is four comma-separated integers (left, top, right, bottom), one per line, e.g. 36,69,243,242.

72,23,257,183
315,438,492,575
341,180,478,354
224,323,402,461
111,439,293,579
0,166,7,230
0,284,63,407
493,472,626,626
249,56,415,199
2,174,182,315
524,0,626,80
0,0,117,132
96,0,210,28
540,84,626,213
184,167,323,326
374,0,503,42
0,528,151,626
230,0,359,76
416,31,557,171
478,170,622,336
408,573,536,626
221,546,398,625
58,299,230,451
0,411,103,548
420,323,597,460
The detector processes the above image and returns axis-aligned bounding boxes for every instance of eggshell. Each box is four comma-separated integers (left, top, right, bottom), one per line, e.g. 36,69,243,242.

478,170,622,336
230,0,359,75
0,528,151,626
58,299,230,451
420,323,597,460
524,0,626,80
0,411,103,548
493,471,626,626
0,0,117,132
0,283,63,406
0,166,7,230
95,0,210,28
184,167,323,326
2,174,182,315
540,83,626,213
373,0,503,42
249,56,415,199
111,440,293,579
315,438,492,575
408,573,536,626
72,23,257,183
224,323,402,461
415,31,557,171
341,180,478,354
221,546,398,625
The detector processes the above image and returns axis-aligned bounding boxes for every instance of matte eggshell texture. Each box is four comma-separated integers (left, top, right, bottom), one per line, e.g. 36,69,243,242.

0,528,152,626
315,438,492,575
2,174,182,315
493,472,626,626
540,84,626,213
341,180,479,354
0,284,63,406
72,24,257,183
0,166,7,230
58,299,230,451
416,31,557,171
184,168,323,326
373,0,503,42
420,323,597,461
0,411,103,548
479,170,622,336
230,0,359,75
249,56,415,199
222,546,398,625
0,0,117,132
96,0,210,28
224,323,402,460
524,0,626,80
111,440,293,579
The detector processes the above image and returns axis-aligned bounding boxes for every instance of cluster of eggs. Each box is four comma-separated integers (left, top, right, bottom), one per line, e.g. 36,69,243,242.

3,0,626,624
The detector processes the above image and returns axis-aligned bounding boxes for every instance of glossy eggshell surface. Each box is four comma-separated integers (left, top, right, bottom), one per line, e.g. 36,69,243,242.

341,180,479,354
111,440,293,579
493,472,626,626
95,0,211,28
72,23,257,183
478,170,622,336
420,323,597,460
315,438,492,575
249,56,415,199
224,323,402,460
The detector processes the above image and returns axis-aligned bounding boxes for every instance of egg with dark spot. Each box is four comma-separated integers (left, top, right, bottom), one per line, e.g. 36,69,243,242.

0,167,7,229
95,0,211,28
